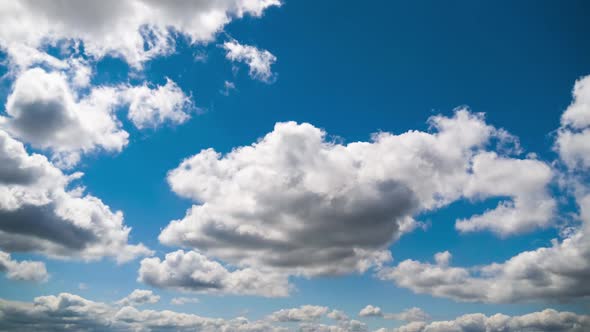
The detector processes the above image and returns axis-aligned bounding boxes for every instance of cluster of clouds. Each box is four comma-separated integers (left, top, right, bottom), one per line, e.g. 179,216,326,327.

0,0,279,283
0,292,588,332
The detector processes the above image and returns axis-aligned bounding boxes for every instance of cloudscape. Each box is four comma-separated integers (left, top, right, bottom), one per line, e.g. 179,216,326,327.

0,1,588,331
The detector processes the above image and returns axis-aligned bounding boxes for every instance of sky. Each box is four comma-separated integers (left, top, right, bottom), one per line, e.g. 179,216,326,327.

0,1,589,331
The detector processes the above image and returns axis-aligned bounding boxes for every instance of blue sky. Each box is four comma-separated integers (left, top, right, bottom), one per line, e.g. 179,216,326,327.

0,1,589,331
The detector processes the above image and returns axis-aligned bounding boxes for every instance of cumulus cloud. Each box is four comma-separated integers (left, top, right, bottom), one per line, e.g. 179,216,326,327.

0,129,151,262
138,250,290,297
268,305,329,322
299,319,368,332
0,67,193,167
160,110,555,277
379,76,590,304
378,229,590,303
122,78,193,129
0,0,281,68
359,305,382,317
388,309,589,332
0,250,48,282
116,289,160,307
555,75,590,170
0,293,288,332
224,40,277,82
1,67,128,168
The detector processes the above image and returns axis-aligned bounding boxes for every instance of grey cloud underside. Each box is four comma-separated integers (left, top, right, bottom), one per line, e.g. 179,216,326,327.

0,204,97,251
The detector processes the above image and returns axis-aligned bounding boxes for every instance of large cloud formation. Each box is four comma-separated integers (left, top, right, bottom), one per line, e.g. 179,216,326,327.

379,75,590,303
0,0,280,68
0,293,586,332
0,129,151,262
159,110,555,277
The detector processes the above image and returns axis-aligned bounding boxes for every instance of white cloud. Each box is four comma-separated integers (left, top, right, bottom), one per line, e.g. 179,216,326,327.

0,129,151,262
123,78,193,129
389,309,590,332
223,40,277,82
0,0,281,68
116,289,160,307
138,250,290,297
327,310,350,321
0,250,48,282
0,67,193,167
268,305,329,322
160,110,555,277
359,305,382,317
555,75,590,170
1,67,128,168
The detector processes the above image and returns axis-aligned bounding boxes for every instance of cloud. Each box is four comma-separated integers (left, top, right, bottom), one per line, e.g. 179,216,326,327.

1,67,128,168
116,289,160,307
170,297,199,305
138,250,290,297
389,309,589,332
0,67,193,167
555,75,590,170
0,250,48,282
160,110,555,277
223,40,277,82
0,129,151,262
122,78,193,129
379,76,590,304
378,227,590,303
327,310,350,321
268,305,329,322
0,0,281,68
0,293,585,332
0,293,288,332
359,305,382,317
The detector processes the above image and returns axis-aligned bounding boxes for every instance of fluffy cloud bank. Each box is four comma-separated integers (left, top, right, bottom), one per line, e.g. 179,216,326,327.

0,251,48,282
0,129,151,262
0,0,280,68
0,293,287,332
388,309,589,332
0,294,584,332
159,110,554,277
138,250,290,297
